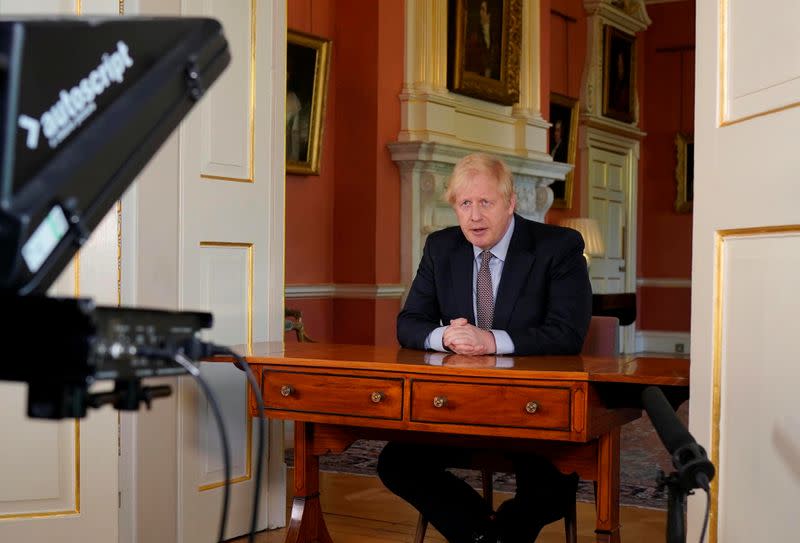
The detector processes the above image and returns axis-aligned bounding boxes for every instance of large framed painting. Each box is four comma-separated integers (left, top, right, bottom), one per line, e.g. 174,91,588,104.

602,25,635,123
675,133,694,213
548,93,578,209
448,0,522,105
286,30,331,175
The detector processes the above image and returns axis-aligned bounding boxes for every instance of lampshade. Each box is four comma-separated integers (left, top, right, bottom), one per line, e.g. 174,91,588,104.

558,218,605,257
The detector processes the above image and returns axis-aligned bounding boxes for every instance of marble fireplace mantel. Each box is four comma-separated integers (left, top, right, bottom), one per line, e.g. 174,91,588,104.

389,141,571,288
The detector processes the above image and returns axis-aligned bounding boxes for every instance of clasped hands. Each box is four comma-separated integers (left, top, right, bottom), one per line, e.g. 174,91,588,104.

442,317,496,355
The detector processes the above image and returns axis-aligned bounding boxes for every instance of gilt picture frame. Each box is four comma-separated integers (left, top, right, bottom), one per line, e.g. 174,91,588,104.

674,133,694,213
548,93,578,209
448,0,522,105
286,30,331,175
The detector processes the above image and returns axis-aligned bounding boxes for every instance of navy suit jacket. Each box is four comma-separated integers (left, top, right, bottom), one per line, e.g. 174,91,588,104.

397,214,592,355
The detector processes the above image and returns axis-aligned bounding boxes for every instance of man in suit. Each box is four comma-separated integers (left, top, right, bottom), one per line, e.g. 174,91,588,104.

378,153,592,543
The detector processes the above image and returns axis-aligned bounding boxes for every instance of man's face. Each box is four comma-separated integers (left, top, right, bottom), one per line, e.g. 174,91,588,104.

452,171,516,249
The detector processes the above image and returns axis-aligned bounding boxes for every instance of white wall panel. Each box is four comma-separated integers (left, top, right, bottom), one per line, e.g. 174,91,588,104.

0,3,119,540
197,363,250,486
694,0,800,537
723,0,800,122
0,385,74,513
197,243,252,345
178,2,284,534
192,243,252,488
717,233,800,542
0,0,74,14
199,0,254,181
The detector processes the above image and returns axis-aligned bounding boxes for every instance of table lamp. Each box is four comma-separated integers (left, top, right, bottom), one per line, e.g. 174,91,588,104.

558,217,605,265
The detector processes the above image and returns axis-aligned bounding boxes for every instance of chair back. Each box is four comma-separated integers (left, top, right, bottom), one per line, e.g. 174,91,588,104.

582,315,619,356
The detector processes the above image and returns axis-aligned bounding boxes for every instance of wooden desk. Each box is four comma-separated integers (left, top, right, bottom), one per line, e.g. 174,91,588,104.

234,343,689,543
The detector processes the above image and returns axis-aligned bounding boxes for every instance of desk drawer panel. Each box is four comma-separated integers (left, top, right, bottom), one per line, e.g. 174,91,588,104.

411,380,571,430
263,370,403,420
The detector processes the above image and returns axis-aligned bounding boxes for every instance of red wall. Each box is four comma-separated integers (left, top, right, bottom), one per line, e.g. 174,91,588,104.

285,0,693,345
545,0,587,223
638,1,695,332
285,0,335,343
543,0,693,333
286,0,402,345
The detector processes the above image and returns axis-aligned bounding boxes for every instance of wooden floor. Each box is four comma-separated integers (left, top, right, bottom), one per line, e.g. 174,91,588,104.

232,470,667,543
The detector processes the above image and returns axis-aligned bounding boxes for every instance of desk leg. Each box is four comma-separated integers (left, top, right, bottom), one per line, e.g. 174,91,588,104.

594,428,621,543
285,422,333,543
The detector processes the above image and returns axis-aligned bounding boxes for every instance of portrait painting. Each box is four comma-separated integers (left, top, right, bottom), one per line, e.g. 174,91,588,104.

448,0,521,105
602,25,635,123
548,93,578,209
286,30,331,175
674,133,694,213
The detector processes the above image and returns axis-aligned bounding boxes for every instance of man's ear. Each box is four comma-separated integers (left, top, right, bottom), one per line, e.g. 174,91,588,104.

508,193,517,213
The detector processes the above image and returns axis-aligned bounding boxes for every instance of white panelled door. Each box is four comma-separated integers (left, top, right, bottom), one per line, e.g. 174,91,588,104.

177,1,285,541
587,147,627,294
0,1,123,542
584,128,639,352
690,1,800,541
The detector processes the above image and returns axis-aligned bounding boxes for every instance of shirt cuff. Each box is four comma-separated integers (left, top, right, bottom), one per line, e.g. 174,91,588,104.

491,330,515,355
424,326,448,352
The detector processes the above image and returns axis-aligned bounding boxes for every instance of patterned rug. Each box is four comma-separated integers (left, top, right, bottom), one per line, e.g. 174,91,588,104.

286,402,689,510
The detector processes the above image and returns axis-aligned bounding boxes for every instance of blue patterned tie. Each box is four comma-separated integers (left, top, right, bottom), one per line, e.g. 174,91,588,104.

476,250,494,330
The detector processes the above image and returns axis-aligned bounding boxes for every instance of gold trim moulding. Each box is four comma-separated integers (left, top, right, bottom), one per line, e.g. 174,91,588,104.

199,174,255,183
0,509,79,521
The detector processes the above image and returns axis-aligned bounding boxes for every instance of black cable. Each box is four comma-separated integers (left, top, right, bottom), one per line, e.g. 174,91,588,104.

173,351,231,543
210,345,266,543
138,340,263,541
699,475,711,543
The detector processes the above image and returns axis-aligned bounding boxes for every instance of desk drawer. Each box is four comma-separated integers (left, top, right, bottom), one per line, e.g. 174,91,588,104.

263,370,403,420
410,380,571,430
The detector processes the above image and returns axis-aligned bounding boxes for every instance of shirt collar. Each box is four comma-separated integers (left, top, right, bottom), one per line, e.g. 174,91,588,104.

472,215,515,263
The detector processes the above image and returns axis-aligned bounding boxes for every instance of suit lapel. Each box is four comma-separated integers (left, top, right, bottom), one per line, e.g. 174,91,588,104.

450,240,476,324
493,217,535,330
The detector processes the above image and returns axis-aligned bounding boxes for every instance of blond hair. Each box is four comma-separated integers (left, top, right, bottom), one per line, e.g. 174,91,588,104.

444,153,515,205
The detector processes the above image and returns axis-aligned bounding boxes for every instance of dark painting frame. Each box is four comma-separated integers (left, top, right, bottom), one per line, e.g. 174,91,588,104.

548,93,578,209
602,25,635,123
286,30,331,175
448,0,522,105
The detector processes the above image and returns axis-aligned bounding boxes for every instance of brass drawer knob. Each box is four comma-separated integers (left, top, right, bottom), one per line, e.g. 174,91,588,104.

433,395,448,408
370,391,385,403
280,385,294,397
525,401,538,414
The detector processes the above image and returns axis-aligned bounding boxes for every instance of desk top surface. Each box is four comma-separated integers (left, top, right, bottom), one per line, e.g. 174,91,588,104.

231,342,689,387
